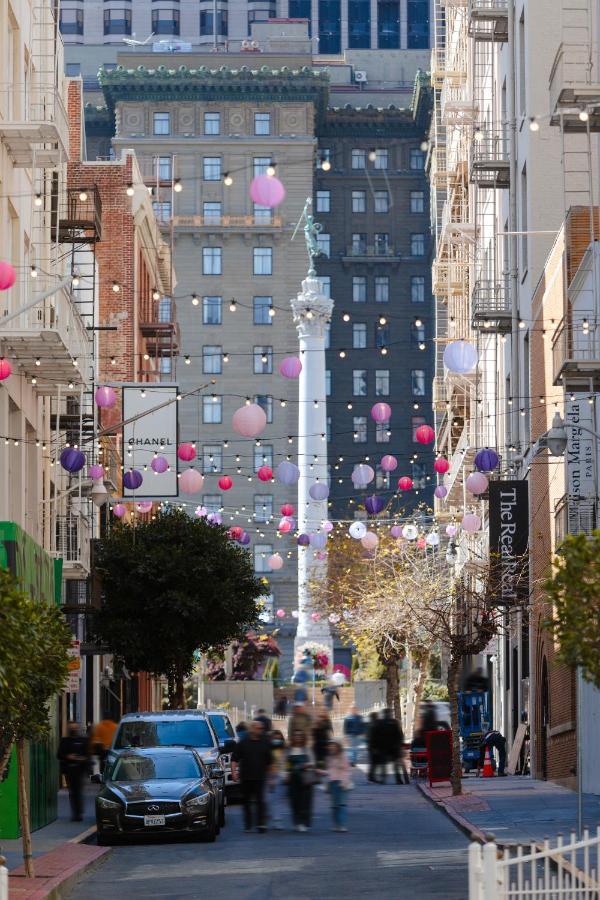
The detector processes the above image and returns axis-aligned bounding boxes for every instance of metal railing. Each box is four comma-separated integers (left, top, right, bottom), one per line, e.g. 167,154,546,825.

551,317,600,384
0,83,69,159
468,0,508,41
344,245,397,258
54,512,91,574
471,280,512,331
549,42,600,112
471,132,510,186
555,494,599,546
172,214,283,229
58,187,102,243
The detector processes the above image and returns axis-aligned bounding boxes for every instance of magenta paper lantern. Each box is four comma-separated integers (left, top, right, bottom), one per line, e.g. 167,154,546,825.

352,464,375,488
380,454,398,473
177,442,196,462
229,526,244,541
322,520,334,533
310,533,327,550
434,485,448,499
123,469,143,490
415,424,435,445
279,356,302,379
112,503,126,518
137,501,153,514
309,482,329,501
250,174,286,208
276,608,286,618
417,537,427,550
278,517,294,533
0,359,12,381
297,533,310,546
462,513,481,533
88,464,104,481
151,455,169,474
218,475,234,491
434,457,450,474
361,531,379,550
398,476,413,491
371,402,392,424
444,340,478,375
446,524,457,537
232,403,267,438
280,503,295,517
0,262,16,291
466,472,489,495
268,553,284,571
95,386,116,409
390,525,403,538
60,447,86,473
257,465,273,482
180,468,204,494
276,461,300,485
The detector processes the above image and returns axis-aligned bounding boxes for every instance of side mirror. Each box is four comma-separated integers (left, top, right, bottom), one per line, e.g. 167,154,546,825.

222,739,237,754
90,773,103,784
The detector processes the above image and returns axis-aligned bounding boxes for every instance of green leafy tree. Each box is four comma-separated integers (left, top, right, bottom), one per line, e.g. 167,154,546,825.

93,510,263,707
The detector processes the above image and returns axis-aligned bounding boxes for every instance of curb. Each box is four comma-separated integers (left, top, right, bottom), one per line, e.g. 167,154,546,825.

415,782,488,844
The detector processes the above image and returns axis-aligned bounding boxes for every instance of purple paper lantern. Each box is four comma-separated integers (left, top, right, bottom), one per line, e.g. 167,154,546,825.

474,448,500,472
276,460,300,485
365,494,385,515
250,174,286,208
462,513,481,533
207,512,223,526
112,503,126,518
371,402,392,424
390,525,403,538
151,455,169,474
351,464,375,488
239,531,251,545
123,468,143,490
137,501,153,513
446,524,457,537
309,482,329,501
60,447,86,473
310,533,327,550
322,520,334,533
94,386,117,409
88,464,104,481
279,356,303,379
466,472,489,495
444,340,478,375
380,455,398,473
434,485,448,499
297,533,311,546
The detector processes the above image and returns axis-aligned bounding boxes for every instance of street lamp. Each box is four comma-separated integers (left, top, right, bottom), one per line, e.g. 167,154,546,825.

534,411,569,457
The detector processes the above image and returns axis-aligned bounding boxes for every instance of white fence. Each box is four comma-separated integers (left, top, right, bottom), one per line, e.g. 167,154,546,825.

0,862,7,900
469,830,600,899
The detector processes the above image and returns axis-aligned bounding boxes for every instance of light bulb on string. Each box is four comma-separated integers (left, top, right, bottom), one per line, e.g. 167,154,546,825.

126,183,134,197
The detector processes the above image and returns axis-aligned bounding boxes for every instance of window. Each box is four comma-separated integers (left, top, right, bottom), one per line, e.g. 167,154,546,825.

151,9,180,35
376,324,390,348
353,369,367,396
352,233,367,254
253,248,272,275
203,247,222,275
410,190,425,213
254,444,274,469
316,190,331,213
375,369,390,396
411,233,426,256
253,204,272,224
153,112,170,135
412,462,427,488
159,357,172,375
319,276,331,298
157,156,172,180
253,157,272,177
60,10,84,35
411,369,425,396
203,296,222,324
152,201,171,223
158,298,173,323
254,346,273,374
375,233,390,255
203,157,221,181
203,345,222,374
351,149,366,169
253,296,273,325
352,190,366,213
254,112,271,135
319,147,332,169
411,276,425,303
203,494,222,513
204,112,220,135
375,421,390,443
349,0,370,46
353,417,367,443
374,190,389,213
411,416,426,441
254,495,274,523
254,544,273,573
203,396,222,424
353,323,367,349
410,148,425,170
200,9,228,35
353,276,367,303
203,201,221,224
412,321,425,346
376,470,390,489
325,369,332,396
319,0,341,53
408,0,429,48
327,416,332,442
378,0,400,48
65,63,81,76
254,395,273,423
375,276,389,303
203,445,223,473
520,163,528,272
103,9,131,35
317,233,331,257
374,149,389,170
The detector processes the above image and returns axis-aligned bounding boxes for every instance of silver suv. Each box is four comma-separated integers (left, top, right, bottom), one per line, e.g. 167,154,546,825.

202,710,238,798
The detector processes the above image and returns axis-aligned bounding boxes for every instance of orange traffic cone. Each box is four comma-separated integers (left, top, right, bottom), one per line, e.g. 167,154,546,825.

482,747,494,778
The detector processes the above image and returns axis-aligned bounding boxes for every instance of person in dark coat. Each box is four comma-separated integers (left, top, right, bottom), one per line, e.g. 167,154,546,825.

367,711,381,782
57,721,90,821
312,710,333,768
254,709,272,734
479,729,507,776
374,709,409,784
231,720,274,832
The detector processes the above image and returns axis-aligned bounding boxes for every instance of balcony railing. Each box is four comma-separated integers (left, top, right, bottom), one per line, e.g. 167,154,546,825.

0,83,69,167
549,43,600,116
555,495,599,547
139,297,180,355
552,317,600,386
470,132,510,187
54,511,91,577
468,0,508,41
343,245,399,260
432,259,468,297
58,187,102,243
172,215,283,230
432,375,449,411
471,280,512,332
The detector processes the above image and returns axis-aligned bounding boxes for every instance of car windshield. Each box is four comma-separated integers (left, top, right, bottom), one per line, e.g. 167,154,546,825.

114,720,214,750
210,715,235,742
109,753,201,782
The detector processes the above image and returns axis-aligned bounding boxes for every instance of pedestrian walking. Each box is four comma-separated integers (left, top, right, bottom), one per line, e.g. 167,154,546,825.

57,721,90,822
312,709,334,769
367,711,382,783
286,730,316,831
343,705,365,766
287,701,312,744
320,684,340,711
479,729,507,776
254,708,272,734
231,720,274,832
318,740,352,832
375,709,409,784
268,729,287,829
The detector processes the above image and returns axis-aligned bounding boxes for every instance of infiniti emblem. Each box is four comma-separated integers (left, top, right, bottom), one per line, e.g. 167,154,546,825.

147,804,160,812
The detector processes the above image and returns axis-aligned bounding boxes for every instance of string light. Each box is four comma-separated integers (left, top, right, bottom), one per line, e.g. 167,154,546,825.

79,191,88,202
224,173,233,186
152,289,161,301
173,178,183,193
30,266,38,278
34,193,42,206
529,117,540,132
229,299,237,312
192,293,199,306
126,183,134,197
112,281,120,293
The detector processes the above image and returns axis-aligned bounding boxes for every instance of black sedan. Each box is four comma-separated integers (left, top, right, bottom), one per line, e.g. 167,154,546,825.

94,746,219,844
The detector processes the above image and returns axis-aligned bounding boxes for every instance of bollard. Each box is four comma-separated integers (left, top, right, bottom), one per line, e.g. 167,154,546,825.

482,840,499,900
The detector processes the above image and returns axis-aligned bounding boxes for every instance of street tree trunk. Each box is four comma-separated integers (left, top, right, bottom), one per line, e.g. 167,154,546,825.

174,672,185,709
447,655,462,796
384,659,401,721
167,674,176,710
412,650,431,736
16,740,34,877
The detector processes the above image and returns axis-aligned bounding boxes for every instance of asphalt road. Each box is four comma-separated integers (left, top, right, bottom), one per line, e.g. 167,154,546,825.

67,771,469,899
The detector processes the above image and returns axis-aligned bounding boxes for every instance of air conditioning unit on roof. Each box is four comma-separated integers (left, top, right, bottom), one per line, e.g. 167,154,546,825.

354,70,368,83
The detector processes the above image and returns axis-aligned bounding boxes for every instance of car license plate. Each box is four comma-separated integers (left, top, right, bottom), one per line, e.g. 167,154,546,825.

144,815,165,827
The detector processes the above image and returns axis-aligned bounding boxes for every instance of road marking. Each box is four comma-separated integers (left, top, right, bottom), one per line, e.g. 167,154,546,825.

377,849,468,868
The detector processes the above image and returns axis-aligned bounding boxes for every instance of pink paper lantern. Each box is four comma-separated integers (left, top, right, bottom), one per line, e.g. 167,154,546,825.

315,550,328,561
466,472,489,495
276,608,286,618
88,464,104,481
250,174,286,208
95,386,117,409
0,359,12,381
434,457,450,475
380,455,398,473
415,424,435,444
390,525,403,538
195,506,208,517
177,442,196,462
280,503,295,517
361,531,379,550
311,612,321,622
462,513,481,533
371,402,392,424
446,524,457,537
268,553,284,571
257,465,273,482
112,503,126,518
137,501,153,514
322,520,334,533
180,468,204,494
0,262,16,291
229,526,244,541
218,475,234,491
151,455,169,474
279,356,303,379
434,485,448,499
417,537,427,550
398,476,413,491
278,517,293,533
232,403,267,438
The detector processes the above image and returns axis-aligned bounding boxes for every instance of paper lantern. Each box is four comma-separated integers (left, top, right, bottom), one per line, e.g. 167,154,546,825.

229,526,244,541
280,503,295,517
279,356,302,379
276,461,300,485
390,525,403,538
426,532,440,547
123,469,143,490
137,501,153,514
95,386,116,409
250,174,286,208
151,455,169,474
0,359,12,381
365,494,385,515
434,457,450,474
268,553,284,571
88,464,104,481
239,531,251,545
398,476,413,491
434,485,448,499
315,550,327,561
352,464,375,488
276,608,286,618
195,506,207,518
60,447,86,473
309,482,329,501
402,524,418,541
371,402,392,424
218,475,234,491
446,524,457,537
361,531,379,550
310,533,327,550
474,448,499,472
257,465,273,482
466,472,489,495
232,403,267,438
180,468,204,494
417,537,427,550
311,612,321,622
328,613,341,624
0,262,16,291
444,340,478,374
349,521,367,539
380,454,398,473
112,503,126,518
415,424,435,445
207,511,223,526
462,513,481,533
297,533,310,546
177,443,196,462
322,520,334,533
291,609,299,619
278,517,293,533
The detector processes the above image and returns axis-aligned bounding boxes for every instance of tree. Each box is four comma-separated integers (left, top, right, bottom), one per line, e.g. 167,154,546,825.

206,632,281,681
93,510,263,707
0,568,71,876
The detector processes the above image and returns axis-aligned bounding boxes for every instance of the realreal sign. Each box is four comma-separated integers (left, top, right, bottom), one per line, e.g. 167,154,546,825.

122,384,178,498
488,480,529,606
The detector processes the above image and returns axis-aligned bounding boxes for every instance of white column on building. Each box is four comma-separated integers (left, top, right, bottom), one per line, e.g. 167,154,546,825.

291,273,334,665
